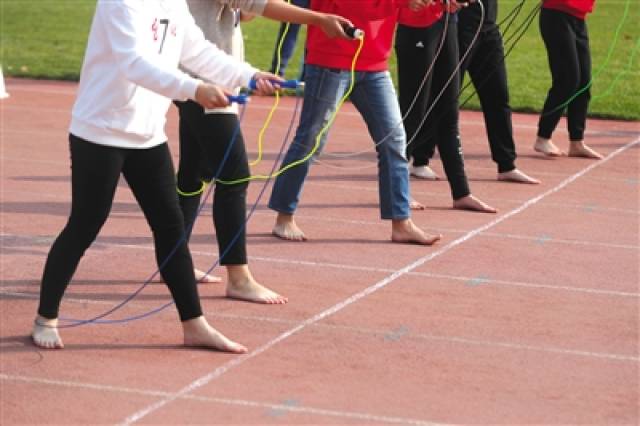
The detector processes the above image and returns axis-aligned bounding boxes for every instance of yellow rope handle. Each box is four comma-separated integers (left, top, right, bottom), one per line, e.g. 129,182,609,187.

217,36,365,186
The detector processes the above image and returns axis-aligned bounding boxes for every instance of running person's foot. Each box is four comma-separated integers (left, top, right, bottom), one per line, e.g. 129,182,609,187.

453,194,497,213
272,213,307,241
194,268,222,283
534,137,565,157
568,140,603,159
32,316,64,349
391,218,441,245
410,198,425,210
498,169,540,184
225,265,288,304
182,316,247,353
160,268,221,285
410,165,439,180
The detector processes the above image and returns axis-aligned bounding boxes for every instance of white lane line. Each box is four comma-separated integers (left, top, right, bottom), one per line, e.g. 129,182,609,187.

0,374,440,426
121,139,639,425
2,288,636,362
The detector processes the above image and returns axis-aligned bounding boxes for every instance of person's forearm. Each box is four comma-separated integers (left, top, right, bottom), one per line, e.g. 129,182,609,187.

261,0,324,26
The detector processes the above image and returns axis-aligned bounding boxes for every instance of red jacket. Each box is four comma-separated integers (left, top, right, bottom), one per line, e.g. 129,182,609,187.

397,2,444,28
542,0,595,20
306,0,403,71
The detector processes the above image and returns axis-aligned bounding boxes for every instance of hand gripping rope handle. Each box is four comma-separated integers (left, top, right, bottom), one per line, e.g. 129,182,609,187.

227,94,249,104
344,25,364,40
248,78,303,91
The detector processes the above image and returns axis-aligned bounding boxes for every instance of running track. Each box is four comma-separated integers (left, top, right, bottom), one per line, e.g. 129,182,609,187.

1,78,639,424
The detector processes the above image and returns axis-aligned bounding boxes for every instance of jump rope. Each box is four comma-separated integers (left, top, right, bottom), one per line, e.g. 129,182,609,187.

49,0,636,328
216,0,463,178
315,0,487,170
317,0,635,170
49,1,473,327
51,19,365,327
317,0,540,169
539,0,634,116
54,92,303,328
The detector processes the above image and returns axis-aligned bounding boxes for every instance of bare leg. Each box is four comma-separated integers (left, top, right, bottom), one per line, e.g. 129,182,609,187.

498,169,540,184
534,136,565,157
225,264,288,304
391,218,441,245
568,140,603,159
453,194,497,213
32,316,64,349
182,316,247,353
272,213,306,241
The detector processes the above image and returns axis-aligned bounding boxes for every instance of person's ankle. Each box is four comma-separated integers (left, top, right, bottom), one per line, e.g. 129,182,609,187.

226,264,251,283
276,212,294,224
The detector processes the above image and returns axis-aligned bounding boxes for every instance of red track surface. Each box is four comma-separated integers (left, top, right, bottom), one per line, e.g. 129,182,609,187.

1,78,639,424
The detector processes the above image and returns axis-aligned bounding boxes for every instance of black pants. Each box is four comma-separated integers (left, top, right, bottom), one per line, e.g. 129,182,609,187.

396,18,470,200
175,101,249,265
537,8,591,141
458,26,517,173
38,135,202,321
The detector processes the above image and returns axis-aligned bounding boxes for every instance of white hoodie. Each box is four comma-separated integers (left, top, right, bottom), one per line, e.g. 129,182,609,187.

70,0,258,148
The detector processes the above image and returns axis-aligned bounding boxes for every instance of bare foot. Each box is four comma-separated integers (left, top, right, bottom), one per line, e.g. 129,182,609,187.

225,265,288,304
182,316,247,353
453,195,497,213
410,165,439,180
272,213,306,241
32,316,64,349
409,198,425,210
568,140,603,159
391,218,441,245
534,137,565,157
194,268,222,284
498,169,540,184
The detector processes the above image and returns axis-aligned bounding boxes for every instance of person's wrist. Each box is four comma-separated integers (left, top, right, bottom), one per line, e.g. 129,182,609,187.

311,11,326,27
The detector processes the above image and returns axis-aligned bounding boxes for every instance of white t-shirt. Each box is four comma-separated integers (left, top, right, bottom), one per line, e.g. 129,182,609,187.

70,0,257,148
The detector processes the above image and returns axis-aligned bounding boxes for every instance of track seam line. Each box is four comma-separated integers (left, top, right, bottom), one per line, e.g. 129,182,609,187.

120,138,639,425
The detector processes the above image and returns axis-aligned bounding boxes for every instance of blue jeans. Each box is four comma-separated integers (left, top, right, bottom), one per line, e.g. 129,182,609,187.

269,64,411,220
269,0,309,78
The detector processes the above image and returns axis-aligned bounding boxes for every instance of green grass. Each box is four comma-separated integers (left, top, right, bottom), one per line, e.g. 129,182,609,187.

1,0,638,119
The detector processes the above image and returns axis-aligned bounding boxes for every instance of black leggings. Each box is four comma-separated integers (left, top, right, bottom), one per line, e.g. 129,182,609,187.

458,26,517,173
537,8,591,141
175,101,249,265
396,18,470,200
38,135,202,321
